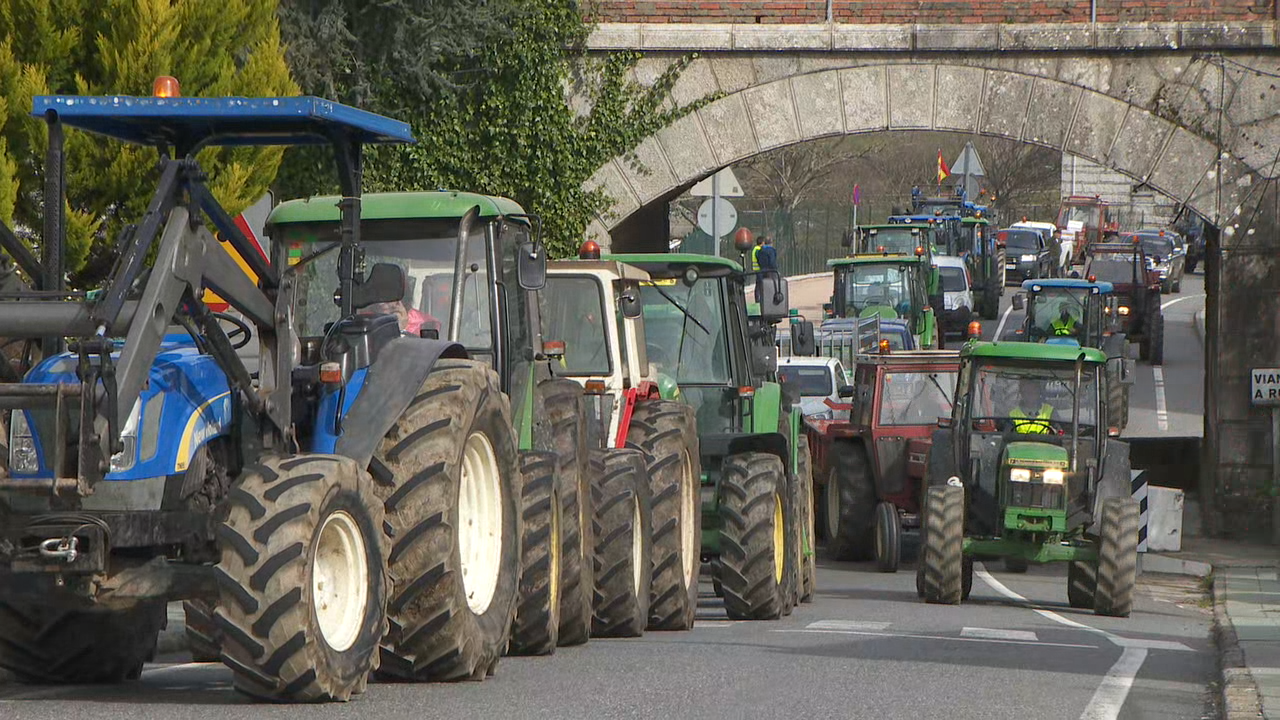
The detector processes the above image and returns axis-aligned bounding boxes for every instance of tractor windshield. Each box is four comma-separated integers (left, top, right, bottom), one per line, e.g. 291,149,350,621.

1058,204,1100,228
971,364,1098,433
1029,288,1088,337
543,276,611,376
878,370,957,426
1087,255,1139,285
844,264,915,318
276,219,492,349
862,228,920,254
638,277,731,385
778,365,834,397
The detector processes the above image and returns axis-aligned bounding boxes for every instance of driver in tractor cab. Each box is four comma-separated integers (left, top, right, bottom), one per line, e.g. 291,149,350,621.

1011,377,1055,434
1050,303,1082,339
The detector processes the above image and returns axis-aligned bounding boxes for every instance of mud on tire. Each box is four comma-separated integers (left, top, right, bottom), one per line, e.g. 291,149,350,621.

590,449,653,638
719,452,792,621
372,359,520,683
508,450,561,656
1094,498,1140,618
0,601,166,683
215,454,388,702
920,485,964,605
183,599,221,663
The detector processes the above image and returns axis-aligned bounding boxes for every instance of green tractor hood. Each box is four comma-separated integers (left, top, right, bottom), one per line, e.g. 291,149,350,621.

1003,441,1069,468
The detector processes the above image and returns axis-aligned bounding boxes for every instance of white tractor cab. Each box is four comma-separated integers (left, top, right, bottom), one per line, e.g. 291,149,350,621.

544,243,671,449
932,255,976,339
1013,219,1070,274
777,355,852,421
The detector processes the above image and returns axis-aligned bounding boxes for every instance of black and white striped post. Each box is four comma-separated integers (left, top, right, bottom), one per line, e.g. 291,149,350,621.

1131,469,1149,552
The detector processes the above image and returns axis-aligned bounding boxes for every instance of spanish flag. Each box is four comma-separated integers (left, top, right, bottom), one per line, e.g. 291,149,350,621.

937,149,950,184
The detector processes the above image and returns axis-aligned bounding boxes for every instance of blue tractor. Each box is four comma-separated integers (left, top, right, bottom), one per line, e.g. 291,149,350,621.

0,88,533,701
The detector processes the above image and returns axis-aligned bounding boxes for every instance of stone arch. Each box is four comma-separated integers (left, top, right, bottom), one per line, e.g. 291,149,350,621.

584,61,1244,245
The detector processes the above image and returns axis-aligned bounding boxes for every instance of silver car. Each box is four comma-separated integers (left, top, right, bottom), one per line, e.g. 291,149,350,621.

1132,229,1185,293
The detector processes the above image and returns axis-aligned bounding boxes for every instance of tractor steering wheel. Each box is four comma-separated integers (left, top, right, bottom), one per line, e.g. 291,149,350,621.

213,312,253,350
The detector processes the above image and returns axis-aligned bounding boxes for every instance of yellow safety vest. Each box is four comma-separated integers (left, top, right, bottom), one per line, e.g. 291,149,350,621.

1011,403,1055,434
750,245,761,272
1051,316,1077,336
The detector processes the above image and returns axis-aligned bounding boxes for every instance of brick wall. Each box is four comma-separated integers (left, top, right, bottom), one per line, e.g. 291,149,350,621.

587,0,1276,24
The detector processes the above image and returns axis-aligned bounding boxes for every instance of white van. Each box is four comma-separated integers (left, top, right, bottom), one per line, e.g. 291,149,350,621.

932,255,975,339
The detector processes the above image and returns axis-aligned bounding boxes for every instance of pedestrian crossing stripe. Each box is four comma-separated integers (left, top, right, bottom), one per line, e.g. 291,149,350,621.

806,620,891,631
961,627,1038,642
1131,469,1149,552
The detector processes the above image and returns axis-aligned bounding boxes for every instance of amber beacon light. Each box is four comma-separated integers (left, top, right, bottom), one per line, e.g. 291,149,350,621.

153,76,181,98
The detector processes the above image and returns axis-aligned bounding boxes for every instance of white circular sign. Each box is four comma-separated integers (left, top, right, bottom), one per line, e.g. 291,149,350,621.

697,198,738,239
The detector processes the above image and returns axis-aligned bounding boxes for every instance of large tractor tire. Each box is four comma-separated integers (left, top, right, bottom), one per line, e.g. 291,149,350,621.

0,601,166,683
1067,561,1097,609
719,452,792,620
1004,557,1030,574
1149,313,1165,366
1106,364,1129,433
920,485,964,605
508,451,561,656
873,501,901,573
535,379,593,647
824,441,876,561
625,400,702,631
796,436,817,603
216,454,388,702
1094,498,1140,618
590,449,653,638
183,599,221,662
371,360,520,683
981,284,1000,321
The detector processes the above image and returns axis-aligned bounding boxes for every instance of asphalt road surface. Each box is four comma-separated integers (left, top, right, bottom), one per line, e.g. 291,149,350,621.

0,559,1214,719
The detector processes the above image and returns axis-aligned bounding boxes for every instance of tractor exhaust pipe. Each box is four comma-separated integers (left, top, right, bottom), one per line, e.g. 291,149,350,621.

448,206,481,344
1070,354,1083,474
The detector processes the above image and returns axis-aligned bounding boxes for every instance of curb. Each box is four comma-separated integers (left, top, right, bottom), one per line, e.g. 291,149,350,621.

1213,571,1266,720
1141,553,1213,578
1195,309,1206,344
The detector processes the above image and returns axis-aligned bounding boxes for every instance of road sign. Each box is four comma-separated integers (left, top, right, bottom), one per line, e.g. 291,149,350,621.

697,197,738,239
690,168,744,197
1252,368,1280,404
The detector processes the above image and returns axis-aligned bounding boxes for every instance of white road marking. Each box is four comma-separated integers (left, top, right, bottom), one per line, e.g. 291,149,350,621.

806,619,891,631
776,627,1096,650
1080,647,1149,720
1161,293,1204,310
696,620,746,628
145,662,212,674
961,627,1038,641
994,303,1015,339
1153,366,1168,432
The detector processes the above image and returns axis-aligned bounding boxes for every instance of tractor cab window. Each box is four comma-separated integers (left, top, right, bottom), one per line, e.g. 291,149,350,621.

938,266,967,293
861,228,920,254
878,370,957,426
777,365,834,397
277,219,491,349
971,364,1098,433
843,264,916,319
1030,288,1088,337
1087,255,1138,285
543,275,611,376
638,277,730,385
1058,205,1101,228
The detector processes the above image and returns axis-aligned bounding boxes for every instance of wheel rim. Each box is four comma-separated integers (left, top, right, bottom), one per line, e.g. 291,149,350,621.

874,505,884,561
550,490,562,611
773,493,785,585
459,431,503,615
313,510,369,652
631,494,643,597
679,448,697,589
825,471,840,541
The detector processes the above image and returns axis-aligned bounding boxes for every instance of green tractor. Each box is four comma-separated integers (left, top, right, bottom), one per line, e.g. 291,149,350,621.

918,341,1139,616
955,215,1005,320
605,253,814,619
1008,278,1136,432
827,249,944,350
844,223,941,256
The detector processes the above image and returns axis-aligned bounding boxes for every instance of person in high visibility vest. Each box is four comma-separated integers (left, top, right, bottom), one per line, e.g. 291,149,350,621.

750,236,764,272
1050,305,1081,338
1010,378,1055,434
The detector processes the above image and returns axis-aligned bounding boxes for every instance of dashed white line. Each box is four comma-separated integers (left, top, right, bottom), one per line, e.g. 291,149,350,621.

776,627,1096,650
1161,293,1205,310
1153,366,1168,432
806,619,891,631
994,303,1015,339
961,627,1038,642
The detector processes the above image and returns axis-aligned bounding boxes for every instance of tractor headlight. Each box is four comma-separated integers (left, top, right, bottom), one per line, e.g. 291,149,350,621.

1020,254,1036,262
1009,467,1032,483
8,411,38,473
1118,306,1130,316
1042,469,1066,485
109,400,142,473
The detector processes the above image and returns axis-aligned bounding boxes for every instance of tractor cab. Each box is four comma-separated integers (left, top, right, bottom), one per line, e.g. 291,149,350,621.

1081,239,1165,364
843,223,939,256
828,254,942,350
954,215,1005,320
1057,195,1120,264
1010,278,1117,346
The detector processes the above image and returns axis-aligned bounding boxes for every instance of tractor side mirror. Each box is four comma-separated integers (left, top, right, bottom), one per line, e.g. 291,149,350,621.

1012,293,1024,311
840,230,854,248
619,285,642,319
351,262,407,310
838,384,855,399
517,241,547,290
790,320,816,356
758,274,789,323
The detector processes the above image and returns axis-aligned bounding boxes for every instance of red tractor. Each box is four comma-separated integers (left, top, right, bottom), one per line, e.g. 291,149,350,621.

807,348,962,571
1057,195,1121,266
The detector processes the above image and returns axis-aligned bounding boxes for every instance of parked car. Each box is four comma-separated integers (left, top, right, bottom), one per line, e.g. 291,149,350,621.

778,356,852,421
1013,219,1069,274
932,255,976,339
1128,229,1185,293
999,226,1056,282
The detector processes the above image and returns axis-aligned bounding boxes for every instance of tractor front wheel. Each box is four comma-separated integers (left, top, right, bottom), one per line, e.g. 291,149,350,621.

873,501,900,573
590,449,653,638
825,442,876,561
1067,560,1097,609
508,451,561,656
1004,557,1029,573
796,436,817,603
1094,498,1140,618
0,601,166,684
920,485,964,605
719,452,792,620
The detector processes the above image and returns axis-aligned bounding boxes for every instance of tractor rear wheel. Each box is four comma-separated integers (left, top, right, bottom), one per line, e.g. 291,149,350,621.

508,451,561,656
719,452,792,620
825,441,876,561
981,284,1000,320
1004,557,1029,573
535,379,593,647
1067,561,1097,609
183,599,221,662
590,449,653,638
1094,498,1140,618
920,485,964,605
796,436,817,603
873,501,900,573
216,454,388,702
625,400,702,631
0,601,166,683
372,360,520,683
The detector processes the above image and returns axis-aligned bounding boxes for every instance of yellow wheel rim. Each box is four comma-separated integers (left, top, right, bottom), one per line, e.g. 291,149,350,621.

550,490,561,611
773,493,785,585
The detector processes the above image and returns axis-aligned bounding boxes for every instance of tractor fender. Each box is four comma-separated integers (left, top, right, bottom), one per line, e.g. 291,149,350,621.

701,432,790,473
333,336,467,467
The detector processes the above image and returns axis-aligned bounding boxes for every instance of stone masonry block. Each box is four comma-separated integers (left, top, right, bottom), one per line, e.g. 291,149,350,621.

832,25,912,51
792,70,845,139
1024,79,1080,148
617,135,677,205
1108,108,1176,181
841,66,888,132
1095,23,1180,50
887,64,934,130
733,25,830,51
639,24,732,51
1148,127,1217,202
745,79,801,150
587,160,640,224
999,24,1095,51
1065,90,1128,165
670,57,719,109
697,93,759,167
915,25,999,51
709,57,757,95
978,70,1033,140
655,113,717,185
